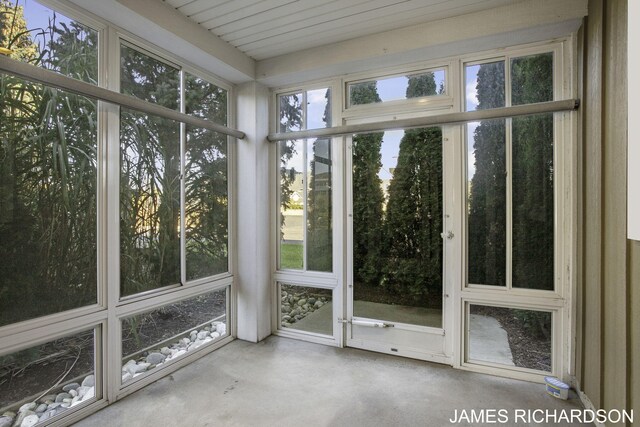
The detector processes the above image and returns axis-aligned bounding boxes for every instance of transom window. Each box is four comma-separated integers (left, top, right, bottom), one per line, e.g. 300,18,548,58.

346,68,446,108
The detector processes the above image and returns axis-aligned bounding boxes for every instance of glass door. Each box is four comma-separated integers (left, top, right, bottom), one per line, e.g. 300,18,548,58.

346,127,455,362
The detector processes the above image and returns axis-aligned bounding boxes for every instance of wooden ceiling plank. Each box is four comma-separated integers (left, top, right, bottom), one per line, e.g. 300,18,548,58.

244,0,511,59
178,0,231,17
230,0,410,46
219,0,359,41
200,0,299,29
190,0,269,23
164,0,194,8
213,0,337,35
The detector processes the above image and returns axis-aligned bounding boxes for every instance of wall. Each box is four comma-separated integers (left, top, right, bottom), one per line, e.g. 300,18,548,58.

578,0,639,424
256,0,587,87
235,82,272,342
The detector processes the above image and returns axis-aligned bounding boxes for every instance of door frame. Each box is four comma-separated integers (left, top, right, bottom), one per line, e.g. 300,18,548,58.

342,125,461,365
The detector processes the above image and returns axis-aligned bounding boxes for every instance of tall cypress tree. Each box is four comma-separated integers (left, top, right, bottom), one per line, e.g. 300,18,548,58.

383,73,442,305
351,82,385,287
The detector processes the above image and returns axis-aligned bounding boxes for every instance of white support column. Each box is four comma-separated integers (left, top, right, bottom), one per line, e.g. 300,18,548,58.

235,82,272,342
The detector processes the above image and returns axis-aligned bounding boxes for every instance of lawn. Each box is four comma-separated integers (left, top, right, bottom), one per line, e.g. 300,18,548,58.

280,242,303,269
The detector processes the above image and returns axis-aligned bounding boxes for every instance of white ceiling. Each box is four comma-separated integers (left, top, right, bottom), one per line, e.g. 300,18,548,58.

162,0,524,61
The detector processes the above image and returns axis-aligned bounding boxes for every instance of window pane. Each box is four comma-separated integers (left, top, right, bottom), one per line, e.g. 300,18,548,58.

465,61,505,111
306,88,331,129
184,74,229,281
278,88,330,131
468,304,552,372
185,73,227,125
467,120,506,286
120,44,179,108
278,93,302,132
279,140,304,270
121,289,227,384
349,70,446,106
353,128,443,327
119,45,181,297
120,109,181,296
306,138,332,272
511,52,553,105
185,128,228,281
1,0,98,83
0,78,97,326
279,284,332,336
0,329,97,425
512,113,554,290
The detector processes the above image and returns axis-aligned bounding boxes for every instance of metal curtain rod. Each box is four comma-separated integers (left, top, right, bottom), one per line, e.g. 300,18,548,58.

0,55,246,140
267,99,579,142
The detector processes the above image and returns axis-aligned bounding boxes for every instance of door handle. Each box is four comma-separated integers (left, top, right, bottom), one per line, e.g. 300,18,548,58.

441,231,454,240
352,320,394,328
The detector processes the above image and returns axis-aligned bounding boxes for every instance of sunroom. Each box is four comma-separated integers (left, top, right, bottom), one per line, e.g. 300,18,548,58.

0,0,637,426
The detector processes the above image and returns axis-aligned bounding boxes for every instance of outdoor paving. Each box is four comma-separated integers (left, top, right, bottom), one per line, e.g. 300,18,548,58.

468,314,515,366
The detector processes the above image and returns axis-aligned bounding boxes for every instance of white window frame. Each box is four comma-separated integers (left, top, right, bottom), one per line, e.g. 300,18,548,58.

106,28,237,402
269,37,577,385
454,39,577,383
114,36,235,303
0,0,238,418
342,59,457,120
270,80,344,348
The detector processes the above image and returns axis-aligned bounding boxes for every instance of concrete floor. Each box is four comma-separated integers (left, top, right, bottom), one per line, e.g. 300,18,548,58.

75,336,589,427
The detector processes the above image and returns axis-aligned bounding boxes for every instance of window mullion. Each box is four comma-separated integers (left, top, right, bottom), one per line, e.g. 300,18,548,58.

302,91,309,271
506,117,513,290
504,58,513,291
180,70,187,286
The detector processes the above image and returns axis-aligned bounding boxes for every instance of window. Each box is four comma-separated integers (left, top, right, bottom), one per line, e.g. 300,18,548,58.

348,68,446,108
278,283,332,336
0,328,99,425
119,43,229,297
1,1,99,326
461,50,562,378
184,74,229,281
0,0,98,82
465,53,554,290
467,304,552,372
1,0,236,420
121,288,228,384
278,88,332,272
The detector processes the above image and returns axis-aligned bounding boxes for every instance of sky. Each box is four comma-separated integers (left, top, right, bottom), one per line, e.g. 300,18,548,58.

465,65,481,180
19,0,72,49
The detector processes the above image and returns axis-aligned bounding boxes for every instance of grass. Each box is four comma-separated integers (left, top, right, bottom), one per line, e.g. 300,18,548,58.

280,242,303,269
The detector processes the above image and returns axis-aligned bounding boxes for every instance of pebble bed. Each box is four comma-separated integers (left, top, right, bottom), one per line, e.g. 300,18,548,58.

0,321,226,427
0,374,95,427
121,321,227,383
280,289,329,328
